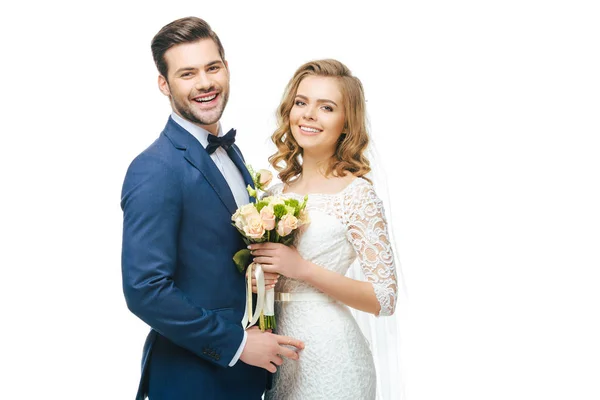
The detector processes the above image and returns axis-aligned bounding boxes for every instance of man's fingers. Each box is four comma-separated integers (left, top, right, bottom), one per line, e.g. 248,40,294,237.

276,335,304,349
271,355,284,366
265,363,277,373
278,345,300,360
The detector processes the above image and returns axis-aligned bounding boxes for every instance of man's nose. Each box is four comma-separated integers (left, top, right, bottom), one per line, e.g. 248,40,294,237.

194,72,212,91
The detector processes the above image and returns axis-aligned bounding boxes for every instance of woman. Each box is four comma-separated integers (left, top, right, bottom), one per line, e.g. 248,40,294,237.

249,59,398,399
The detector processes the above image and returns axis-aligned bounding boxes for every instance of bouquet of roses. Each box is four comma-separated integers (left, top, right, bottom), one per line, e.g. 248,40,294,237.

232,166,309,331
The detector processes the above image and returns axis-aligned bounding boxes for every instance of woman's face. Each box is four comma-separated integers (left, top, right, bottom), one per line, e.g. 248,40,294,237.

289,76,346,156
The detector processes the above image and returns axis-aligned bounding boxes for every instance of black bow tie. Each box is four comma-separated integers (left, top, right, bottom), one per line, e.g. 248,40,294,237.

206,128,236,154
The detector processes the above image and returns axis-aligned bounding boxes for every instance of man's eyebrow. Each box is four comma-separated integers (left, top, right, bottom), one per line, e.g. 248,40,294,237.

174,60,223,75
295,94,338,107
174,66,197,74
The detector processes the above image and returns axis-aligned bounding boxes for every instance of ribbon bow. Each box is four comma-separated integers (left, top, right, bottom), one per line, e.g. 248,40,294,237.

206,128,236,154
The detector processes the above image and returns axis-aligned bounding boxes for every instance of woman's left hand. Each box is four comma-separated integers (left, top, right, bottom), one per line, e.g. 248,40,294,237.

249,243,311,281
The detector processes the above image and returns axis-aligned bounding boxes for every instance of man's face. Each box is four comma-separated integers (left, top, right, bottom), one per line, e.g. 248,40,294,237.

159,39,230,135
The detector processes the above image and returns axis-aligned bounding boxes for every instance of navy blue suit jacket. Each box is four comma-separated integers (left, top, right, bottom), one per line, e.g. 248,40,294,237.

121,117,266,399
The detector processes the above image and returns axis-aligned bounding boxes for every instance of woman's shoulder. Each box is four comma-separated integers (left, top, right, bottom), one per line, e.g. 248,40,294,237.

343,176,382,206
344,176,374,195
266,182,285,196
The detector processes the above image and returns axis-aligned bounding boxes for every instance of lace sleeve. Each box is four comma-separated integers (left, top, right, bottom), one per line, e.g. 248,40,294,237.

344,181,398,316
263,182,283,198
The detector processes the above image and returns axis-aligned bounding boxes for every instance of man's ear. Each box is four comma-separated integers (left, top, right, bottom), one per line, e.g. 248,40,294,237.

158,75,170,97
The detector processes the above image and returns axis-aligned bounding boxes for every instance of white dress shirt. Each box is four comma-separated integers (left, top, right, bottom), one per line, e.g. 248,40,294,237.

171,112,248,367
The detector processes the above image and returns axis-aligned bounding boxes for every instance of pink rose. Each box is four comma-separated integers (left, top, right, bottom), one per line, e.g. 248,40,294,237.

243,215,266,239
276,214,298,237
257,169,273,189
233,204,261,232
260,206,276,231
297,210,310,227
239,204,259,218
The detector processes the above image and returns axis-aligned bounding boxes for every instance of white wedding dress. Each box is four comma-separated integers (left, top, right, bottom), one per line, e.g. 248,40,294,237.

264,178,397,400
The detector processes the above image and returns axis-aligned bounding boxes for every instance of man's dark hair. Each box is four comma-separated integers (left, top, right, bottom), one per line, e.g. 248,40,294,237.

151,17,225,78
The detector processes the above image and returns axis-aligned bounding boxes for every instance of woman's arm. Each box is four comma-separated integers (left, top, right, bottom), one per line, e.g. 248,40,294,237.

250,243,381,315
251,181,397,316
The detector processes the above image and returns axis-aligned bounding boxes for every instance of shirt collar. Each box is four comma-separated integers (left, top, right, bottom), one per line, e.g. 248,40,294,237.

170,112,224,148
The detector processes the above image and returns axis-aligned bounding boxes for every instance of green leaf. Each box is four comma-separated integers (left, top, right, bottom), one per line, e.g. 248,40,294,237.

300,195,308,211
232,249,252,274
284,198,300,209
256,200,269,212
273,204,287,219
246,184,257,199
285,205,295,216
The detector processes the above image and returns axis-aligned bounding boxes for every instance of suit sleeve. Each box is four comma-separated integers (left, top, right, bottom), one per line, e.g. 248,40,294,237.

121,153,243,367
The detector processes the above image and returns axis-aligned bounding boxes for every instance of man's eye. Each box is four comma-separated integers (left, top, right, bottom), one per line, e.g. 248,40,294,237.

208,66,220,72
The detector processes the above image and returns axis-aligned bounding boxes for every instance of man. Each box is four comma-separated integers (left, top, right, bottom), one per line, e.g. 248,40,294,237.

121,17,303,399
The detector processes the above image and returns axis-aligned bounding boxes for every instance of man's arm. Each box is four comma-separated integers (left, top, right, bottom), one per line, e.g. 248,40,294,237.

121,153,242,367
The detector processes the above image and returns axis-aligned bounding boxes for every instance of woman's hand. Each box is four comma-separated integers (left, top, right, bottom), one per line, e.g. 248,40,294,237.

249,243,312,281
251,268,279,294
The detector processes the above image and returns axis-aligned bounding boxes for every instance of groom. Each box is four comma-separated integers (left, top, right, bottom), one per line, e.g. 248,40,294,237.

121,17,303,399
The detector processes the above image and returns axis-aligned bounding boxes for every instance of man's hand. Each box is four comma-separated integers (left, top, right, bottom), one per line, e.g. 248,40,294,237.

240,326,304,373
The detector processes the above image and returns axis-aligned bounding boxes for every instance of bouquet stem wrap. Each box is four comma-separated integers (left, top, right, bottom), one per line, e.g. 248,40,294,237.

241,263,276,332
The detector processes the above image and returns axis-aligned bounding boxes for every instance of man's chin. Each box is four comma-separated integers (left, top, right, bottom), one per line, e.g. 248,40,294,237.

179,108,223,126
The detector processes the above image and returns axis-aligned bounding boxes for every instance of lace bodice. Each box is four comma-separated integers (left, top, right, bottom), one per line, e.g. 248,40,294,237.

269,178,397,316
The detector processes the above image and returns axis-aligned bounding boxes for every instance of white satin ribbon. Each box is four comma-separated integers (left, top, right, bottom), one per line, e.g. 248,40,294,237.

242,262,266,328
264,287,275,316
275,292,335,302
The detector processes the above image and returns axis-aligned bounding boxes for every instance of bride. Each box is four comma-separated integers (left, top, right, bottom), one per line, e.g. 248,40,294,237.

249,59,399,399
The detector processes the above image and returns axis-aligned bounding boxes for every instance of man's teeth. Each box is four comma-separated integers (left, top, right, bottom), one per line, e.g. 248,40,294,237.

301,126,321,133
195,94,217,102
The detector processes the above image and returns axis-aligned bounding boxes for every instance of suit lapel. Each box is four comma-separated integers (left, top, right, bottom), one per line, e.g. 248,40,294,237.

227,146,252,185
185,144,239,214
163,118,238,215
227,145,255,202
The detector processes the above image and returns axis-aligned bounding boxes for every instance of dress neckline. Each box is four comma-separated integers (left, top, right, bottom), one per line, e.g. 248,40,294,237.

281,177,364,197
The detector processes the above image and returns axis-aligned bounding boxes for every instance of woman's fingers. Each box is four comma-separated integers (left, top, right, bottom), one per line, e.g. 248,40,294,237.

250,249,277,257
253,256,275,265
251,277,278,293
252,277,278,285
250,242,281,251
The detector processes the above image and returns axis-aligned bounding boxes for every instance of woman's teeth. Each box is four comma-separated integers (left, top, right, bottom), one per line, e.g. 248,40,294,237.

301,126,321,133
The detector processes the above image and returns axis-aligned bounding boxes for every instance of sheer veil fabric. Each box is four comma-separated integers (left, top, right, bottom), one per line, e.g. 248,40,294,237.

347,143,408,400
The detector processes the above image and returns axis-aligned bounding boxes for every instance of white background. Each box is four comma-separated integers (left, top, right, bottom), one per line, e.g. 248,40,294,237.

1,1,599,399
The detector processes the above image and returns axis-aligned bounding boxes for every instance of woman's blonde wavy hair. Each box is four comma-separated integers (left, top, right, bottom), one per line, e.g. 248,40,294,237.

269,59,371,185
